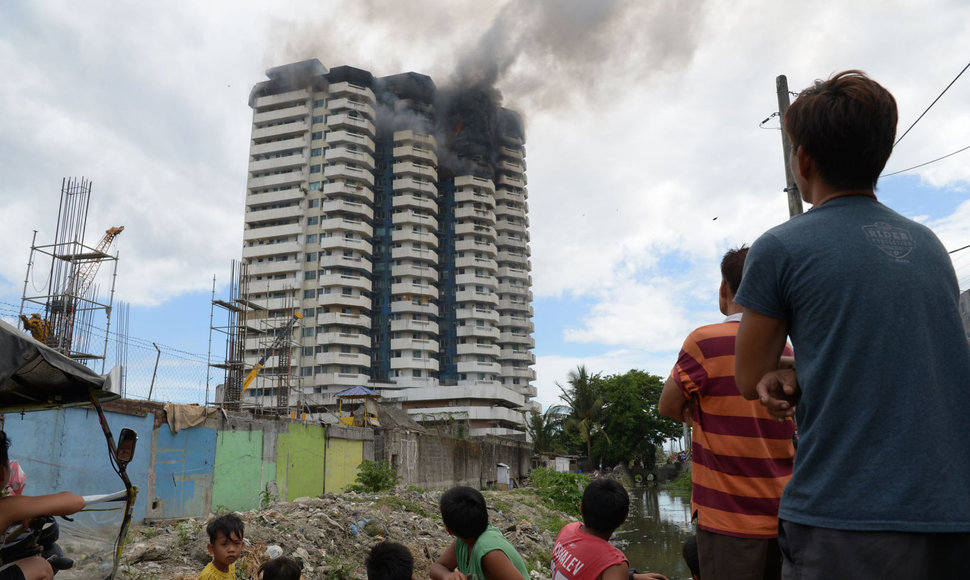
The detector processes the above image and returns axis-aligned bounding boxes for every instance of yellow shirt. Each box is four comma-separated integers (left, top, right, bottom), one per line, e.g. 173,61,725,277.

198,561,235,580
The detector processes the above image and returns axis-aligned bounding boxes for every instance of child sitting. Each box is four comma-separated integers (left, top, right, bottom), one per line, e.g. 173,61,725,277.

366,541,414,580
0,430,85,580
551,478,667,580
257,555,302,580
198,514,245,580
430,486,529,580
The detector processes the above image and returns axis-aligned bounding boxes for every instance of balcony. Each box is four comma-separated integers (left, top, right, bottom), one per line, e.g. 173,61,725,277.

311,372,373,388
392,263,438,281
393,144,437,165
246,188,304,205
247,170,306,189
497,266,530,282
323,181,374,204
248,154,305,173
243,222,302,241
324,130,375,153
499,314,534,330
244,260,300,277
391,229,439,248
254,104,309,125
245,278,298,294
454,189,495,207
454,207,495,224
254,89,311,108
391,193,438,213
391,246,438,264
318,311,371,329
456,290,498,305
495,204,526,221
252,120,308,140
251,135,308,156
390,337,439,352
454,223,494,238
316,331,370,349
455,273,497,287
391,209,438,231
454,175,495,194
454,239,497,255
325,113,375,136
319,254,373,274
392,162,437,181
325,147,376,169
246,205,304,223
499,145,524,161
328,82,376,104
390,282,437,299
389,357,440,372
496,235,528,251
457,325,500,339
454,255,497,271
455,307,499,323
242,241,302,259
457,360,501,374
320,217,373,237
318,272,371,292
316,292,371,311
324,164,375,186
499,348,536,363
318,236,372,252
457,343,500,357
390,318,435,333
504,366,537,381
392,176,438,197
326,97,376,120
316,352,371,367
390,301,439,317
321,198,373,220
394,129,436,148
499,332,534,347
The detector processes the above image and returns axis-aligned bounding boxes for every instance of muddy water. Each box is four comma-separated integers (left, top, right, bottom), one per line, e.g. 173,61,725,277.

612,487,695,580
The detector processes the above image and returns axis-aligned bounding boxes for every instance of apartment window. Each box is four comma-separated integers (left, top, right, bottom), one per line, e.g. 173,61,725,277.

311,148,322,157
306,252,317,262
307,216,319,226
305,271,316,281
309,198,319,207
302,346,313,356
313,99,325,108
311,131,323,140
312,115,323,124
306,234,318,243
303,290,315,299
309,182,322,191
310,165,321,173
300,367,312,377
302,328,314,337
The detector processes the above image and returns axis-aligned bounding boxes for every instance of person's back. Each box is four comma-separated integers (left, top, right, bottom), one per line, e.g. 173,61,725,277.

552,478,666,580
429,486,529,580
734,70,970,577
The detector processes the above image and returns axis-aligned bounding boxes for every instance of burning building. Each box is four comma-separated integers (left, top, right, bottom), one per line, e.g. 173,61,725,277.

236,59,535,437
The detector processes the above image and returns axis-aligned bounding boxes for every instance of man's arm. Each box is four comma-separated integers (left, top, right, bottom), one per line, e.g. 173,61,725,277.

0,492,85,531
480,549,525,580
430,541,465,580
735,308,788,398
658,376,691,425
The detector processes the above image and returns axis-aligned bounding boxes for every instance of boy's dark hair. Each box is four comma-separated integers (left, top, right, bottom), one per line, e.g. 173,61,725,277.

682,534,701,577
580,478,629,533
366,541,414,580
206,513,245,543
0,431,9,467
720,246,749,295
439,486,488,539
258,556,302,580
785,70,897,191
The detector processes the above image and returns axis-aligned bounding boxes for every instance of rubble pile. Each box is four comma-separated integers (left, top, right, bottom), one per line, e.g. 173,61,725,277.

81,488,571,579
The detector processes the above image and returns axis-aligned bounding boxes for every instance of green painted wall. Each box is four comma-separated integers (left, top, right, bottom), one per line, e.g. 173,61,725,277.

276,423,327,501
212,429,265,511
325,436,363,493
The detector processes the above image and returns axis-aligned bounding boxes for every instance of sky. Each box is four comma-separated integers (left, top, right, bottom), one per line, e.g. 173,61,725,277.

1,0,969,410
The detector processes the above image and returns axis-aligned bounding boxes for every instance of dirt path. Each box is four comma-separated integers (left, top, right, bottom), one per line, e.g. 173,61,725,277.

95,488,572,579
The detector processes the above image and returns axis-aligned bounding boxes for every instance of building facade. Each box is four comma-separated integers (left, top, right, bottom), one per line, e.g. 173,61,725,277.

238,60,536,437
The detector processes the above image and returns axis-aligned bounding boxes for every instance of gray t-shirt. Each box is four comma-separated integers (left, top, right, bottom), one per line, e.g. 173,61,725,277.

735,195,970,532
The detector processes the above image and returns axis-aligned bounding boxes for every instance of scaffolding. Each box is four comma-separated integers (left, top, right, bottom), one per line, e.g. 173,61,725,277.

209,261,302,415
19,178,121,370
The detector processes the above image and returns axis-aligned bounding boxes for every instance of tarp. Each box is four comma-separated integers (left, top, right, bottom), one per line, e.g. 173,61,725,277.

335,385,378,398
0,320,121,413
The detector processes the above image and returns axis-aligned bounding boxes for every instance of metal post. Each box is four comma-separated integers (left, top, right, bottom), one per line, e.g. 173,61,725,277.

777,75,804,218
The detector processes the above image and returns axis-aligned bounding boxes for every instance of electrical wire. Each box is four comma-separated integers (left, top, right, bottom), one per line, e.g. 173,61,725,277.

882,144,970,177
895,60,970,147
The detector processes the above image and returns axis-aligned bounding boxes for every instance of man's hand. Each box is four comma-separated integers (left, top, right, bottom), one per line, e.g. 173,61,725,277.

756,369,799,420
634,573,669,580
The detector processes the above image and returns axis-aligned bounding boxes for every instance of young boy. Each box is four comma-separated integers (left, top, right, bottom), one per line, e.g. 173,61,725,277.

198,513,245,580
257,555,302,580
366,541,414,580
551,478,667,580
430,486,529,580
0,430,85,580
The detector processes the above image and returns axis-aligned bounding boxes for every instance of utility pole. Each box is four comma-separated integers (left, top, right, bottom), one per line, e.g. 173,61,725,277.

777,75,804,218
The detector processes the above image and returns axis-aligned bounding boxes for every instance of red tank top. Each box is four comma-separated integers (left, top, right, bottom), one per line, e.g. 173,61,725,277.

551,522,627,580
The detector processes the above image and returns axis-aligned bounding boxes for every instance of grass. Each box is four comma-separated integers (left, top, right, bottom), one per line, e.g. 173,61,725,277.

663,468,692,494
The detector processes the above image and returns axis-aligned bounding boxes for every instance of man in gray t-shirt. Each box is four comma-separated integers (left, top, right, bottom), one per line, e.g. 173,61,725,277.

734,70,970,578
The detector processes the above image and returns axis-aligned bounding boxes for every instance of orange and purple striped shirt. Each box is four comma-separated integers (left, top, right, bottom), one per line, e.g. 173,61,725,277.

671,317,795,539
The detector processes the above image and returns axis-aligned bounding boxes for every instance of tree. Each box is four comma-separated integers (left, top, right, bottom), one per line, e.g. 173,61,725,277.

592,369,682,468
558,365,610,466
526,405,569,454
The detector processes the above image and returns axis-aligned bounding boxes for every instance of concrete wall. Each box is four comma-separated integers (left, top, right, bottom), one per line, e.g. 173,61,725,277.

2,400,531,522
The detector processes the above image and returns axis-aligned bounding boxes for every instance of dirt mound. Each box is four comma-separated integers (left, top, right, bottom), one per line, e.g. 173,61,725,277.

91,488,570,579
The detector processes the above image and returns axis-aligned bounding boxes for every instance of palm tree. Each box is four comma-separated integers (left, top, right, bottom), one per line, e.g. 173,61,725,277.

526,405,569,454
558,365,610,467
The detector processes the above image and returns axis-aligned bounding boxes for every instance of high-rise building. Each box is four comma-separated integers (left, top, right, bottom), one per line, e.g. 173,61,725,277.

238,60,536,437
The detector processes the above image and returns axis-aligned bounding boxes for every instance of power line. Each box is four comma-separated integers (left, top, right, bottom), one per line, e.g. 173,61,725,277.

895,60,970,147
882,144,970,177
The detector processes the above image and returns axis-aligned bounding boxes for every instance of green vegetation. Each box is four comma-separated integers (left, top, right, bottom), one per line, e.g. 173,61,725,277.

529,467,589,516
322,555,355,580
525,547,552,574
663,468,692,494
175,521,195,548
258,490,277,508
347,459,399,493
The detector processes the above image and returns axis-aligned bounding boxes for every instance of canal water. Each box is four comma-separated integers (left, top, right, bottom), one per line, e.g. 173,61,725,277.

612,486,695,580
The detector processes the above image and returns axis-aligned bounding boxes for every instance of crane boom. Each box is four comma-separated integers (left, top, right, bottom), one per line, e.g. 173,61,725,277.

242,311,304,392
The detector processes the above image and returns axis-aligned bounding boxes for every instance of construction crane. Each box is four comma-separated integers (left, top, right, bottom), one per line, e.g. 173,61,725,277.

242,311,304,392
70,226,124,301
